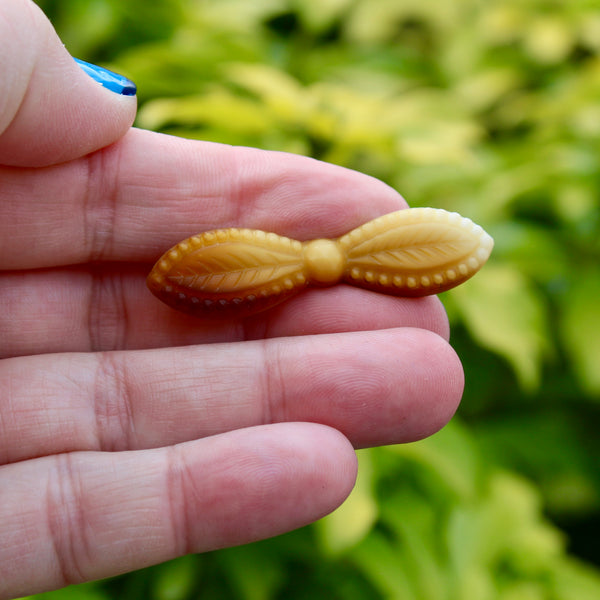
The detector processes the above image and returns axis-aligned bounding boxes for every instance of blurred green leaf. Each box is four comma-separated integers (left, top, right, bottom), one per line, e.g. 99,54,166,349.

388,421,483,502
18,582,110,600
551,559,600,600
350,531,416,599
137,91,273,134
450,264,551,391
152,556,197,600
560,270,600,397
378,491,447,600
487,221,569,284
316,449,378,554
215,545,283,600
474,411,600,517
293,0,353,34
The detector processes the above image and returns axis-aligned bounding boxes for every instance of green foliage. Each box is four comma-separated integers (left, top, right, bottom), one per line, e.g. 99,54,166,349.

30,0,600,598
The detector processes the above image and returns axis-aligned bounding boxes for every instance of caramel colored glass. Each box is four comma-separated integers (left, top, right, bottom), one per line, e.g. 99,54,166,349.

147,207,494,318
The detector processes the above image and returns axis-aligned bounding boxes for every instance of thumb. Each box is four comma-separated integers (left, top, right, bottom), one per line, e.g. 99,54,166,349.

0,0,137,167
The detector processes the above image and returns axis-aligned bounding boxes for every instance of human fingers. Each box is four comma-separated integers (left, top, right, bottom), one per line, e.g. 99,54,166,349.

0,329,462,464
0,265,449,356
0,128,406,269
0,423,356,599
0,0,136,167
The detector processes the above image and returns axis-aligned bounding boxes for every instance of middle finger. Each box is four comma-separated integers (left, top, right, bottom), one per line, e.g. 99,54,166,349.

0,328,463,464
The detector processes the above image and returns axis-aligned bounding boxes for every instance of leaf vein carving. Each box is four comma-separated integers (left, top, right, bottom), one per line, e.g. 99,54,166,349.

349,225,469,257
171,263,301,292
350,242,470,269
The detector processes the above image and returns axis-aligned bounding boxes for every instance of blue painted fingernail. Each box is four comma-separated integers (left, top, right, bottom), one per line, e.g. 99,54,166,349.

74,58,136,96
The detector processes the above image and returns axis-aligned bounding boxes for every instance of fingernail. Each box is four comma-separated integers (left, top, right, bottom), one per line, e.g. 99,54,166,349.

74,58,137,96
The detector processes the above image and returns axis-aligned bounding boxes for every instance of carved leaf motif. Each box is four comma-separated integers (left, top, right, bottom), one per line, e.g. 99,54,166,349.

347,223,477,271
147,207,494,317
168,241,304,293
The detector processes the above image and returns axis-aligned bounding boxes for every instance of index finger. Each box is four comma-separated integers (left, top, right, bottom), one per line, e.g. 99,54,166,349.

0,0,136,167
0,128,407,270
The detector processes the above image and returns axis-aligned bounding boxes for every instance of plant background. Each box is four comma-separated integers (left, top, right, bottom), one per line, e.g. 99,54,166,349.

25,0,600,598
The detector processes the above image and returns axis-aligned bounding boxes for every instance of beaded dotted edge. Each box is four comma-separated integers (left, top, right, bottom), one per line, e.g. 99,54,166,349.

338,207,494,295
147,228,308,313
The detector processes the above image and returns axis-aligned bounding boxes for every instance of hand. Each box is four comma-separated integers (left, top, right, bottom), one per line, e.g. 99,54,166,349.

0,1,463,597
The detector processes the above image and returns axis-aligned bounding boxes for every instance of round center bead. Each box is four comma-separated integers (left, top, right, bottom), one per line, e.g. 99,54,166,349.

303,239,346,285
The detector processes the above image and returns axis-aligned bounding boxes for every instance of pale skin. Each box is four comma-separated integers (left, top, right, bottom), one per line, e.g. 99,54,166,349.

0,1,464,598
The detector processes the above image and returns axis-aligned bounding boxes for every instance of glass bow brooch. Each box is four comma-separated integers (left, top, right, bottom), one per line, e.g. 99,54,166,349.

147,207,494,318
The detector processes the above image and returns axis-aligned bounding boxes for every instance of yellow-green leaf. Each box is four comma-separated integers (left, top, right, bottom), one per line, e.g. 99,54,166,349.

316,449,377,554
560,270,600,397
450,264,550,391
